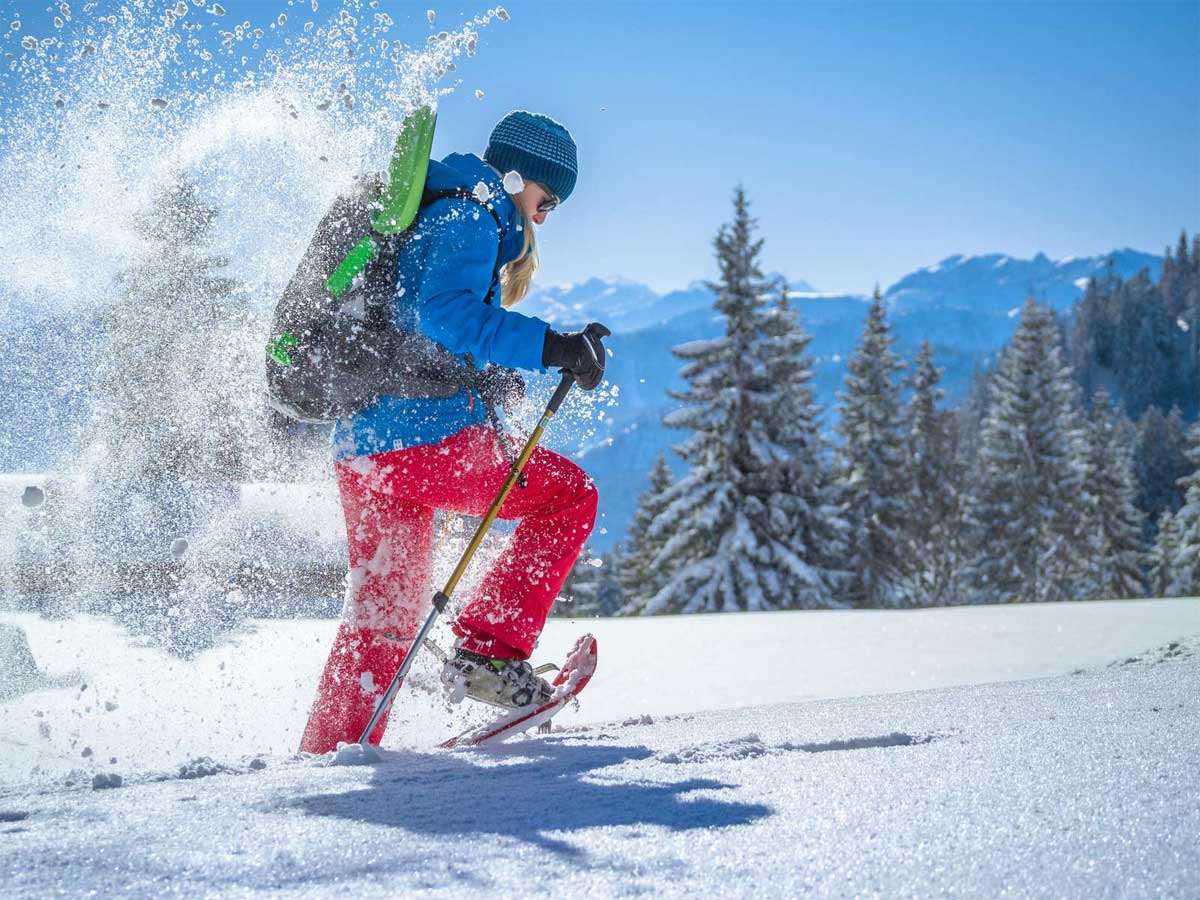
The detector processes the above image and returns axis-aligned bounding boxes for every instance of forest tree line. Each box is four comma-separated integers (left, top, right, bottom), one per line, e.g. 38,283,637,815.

558,194,1200,616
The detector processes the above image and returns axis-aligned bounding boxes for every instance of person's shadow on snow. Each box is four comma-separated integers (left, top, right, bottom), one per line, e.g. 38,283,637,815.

292,738,772,860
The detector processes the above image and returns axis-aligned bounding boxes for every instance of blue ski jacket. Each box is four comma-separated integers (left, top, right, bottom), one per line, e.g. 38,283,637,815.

333,152,551,460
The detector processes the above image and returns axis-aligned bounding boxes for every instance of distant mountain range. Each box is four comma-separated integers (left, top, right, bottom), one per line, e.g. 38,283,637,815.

518,272,819,334
0,247,1165,553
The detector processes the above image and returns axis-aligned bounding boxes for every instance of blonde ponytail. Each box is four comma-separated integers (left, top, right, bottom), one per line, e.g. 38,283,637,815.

500,210,538,307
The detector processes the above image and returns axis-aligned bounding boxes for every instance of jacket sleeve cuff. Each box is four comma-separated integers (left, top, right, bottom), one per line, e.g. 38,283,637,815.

499,314,551,371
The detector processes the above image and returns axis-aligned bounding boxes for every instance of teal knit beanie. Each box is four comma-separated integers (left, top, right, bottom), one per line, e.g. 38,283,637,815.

484,110,578,203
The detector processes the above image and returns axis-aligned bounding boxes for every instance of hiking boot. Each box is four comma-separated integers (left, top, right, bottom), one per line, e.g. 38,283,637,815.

440,647,556,709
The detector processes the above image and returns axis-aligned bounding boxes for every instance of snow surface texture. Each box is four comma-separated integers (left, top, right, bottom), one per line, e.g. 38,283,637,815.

3,599,1200,785
0,624,1196,897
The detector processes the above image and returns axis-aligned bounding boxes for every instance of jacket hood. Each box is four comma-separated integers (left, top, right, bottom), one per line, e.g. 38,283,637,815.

425,152,526,268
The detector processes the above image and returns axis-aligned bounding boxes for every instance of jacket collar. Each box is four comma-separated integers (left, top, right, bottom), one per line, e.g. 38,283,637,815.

436,153,526,268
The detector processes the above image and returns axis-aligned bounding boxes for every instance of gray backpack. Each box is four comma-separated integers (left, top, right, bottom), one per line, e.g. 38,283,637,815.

265,177,503,423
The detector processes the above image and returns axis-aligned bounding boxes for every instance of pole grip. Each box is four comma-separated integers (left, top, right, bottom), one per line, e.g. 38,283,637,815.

547,370,576,415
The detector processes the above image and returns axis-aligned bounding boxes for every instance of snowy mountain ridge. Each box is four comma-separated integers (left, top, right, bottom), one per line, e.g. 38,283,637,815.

886,247,1161,315
521,247,1163,331
517,276,708,333
518,274,821,333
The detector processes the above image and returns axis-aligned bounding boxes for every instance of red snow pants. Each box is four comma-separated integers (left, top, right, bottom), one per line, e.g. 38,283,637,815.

299,423,597,753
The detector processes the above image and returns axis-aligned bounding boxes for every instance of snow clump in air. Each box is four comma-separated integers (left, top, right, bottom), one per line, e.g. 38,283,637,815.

502,171,524,194
472,180,492,202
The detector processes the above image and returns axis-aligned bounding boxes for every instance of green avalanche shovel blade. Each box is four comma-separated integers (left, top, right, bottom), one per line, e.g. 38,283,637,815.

324,105,438,298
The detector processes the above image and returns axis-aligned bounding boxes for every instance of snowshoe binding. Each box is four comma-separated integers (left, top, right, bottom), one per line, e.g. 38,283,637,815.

440,646,557,710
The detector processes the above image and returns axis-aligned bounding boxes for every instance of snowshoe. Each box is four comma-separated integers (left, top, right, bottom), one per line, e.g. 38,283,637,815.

440,633,598,749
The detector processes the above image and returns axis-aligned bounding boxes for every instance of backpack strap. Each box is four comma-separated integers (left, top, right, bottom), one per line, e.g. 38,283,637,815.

362,185,506,331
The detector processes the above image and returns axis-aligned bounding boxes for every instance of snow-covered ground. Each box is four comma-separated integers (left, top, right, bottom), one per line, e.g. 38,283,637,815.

1,600,1198,896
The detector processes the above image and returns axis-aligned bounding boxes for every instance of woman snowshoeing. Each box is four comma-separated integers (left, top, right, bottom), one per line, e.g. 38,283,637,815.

300,111,608,754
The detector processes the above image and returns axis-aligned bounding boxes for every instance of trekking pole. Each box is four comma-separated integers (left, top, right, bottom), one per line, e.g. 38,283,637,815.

358,371,577,745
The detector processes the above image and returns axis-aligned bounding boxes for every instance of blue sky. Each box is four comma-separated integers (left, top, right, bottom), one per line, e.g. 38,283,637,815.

5,0,1197,294
446,0,1199,293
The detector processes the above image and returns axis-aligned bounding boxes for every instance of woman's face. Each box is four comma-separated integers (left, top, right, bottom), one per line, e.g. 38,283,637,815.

514,180,558,226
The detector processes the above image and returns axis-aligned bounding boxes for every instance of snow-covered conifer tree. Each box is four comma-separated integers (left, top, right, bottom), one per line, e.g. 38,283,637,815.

556,548,623,617
615,455,674,611
758,285,846,607
63,179,267,645
902,340,967,605
833,288,909,607
1169,423,1200,596
590,552,625,617
1132,405,1190,536
1147,510,1181,597
1078,390,1146,599
639,187,803,614
967,297,1087,603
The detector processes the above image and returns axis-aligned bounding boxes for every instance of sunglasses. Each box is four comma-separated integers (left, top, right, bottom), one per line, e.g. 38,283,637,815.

536,187,560,214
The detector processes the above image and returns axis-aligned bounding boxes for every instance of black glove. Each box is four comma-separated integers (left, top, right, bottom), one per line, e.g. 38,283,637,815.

542,322,611,390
